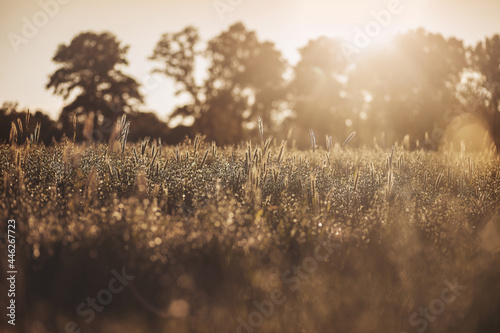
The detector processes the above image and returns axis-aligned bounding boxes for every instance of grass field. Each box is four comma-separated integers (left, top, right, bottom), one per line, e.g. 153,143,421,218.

1,128,500,333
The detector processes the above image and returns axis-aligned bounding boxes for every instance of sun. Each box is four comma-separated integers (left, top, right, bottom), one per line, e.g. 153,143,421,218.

276,0,405,64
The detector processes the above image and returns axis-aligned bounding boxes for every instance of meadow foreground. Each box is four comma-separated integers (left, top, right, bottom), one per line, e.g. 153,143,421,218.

1,137,499,333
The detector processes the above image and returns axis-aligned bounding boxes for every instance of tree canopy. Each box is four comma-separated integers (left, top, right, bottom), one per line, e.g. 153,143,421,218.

151,22,287,145
470,35,500,150
47,31,143,141
349,29,467,148
287,36,350,146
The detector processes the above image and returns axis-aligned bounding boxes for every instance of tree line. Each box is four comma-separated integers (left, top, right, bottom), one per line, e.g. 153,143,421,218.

2,22,500,150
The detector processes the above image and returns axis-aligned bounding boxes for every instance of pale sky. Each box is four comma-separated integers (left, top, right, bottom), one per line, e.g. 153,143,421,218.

1,0,500,120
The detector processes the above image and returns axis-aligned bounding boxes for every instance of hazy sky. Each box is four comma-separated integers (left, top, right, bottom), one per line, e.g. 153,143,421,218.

1,0,500,120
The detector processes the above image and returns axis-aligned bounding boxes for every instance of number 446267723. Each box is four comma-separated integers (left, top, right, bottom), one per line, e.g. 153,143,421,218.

7,220,15,270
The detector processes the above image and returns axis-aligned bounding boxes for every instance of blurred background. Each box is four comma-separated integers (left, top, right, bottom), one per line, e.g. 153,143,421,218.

1,0,500,150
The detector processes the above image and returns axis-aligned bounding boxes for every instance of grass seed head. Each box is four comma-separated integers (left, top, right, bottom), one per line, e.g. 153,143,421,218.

342,131,356,149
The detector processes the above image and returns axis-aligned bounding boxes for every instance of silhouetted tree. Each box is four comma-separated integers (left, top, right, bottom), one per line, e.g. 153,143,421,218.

47,31,143,141
150,23,287,144
349,29,467,148
288,36,350,147
470,35,500,151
